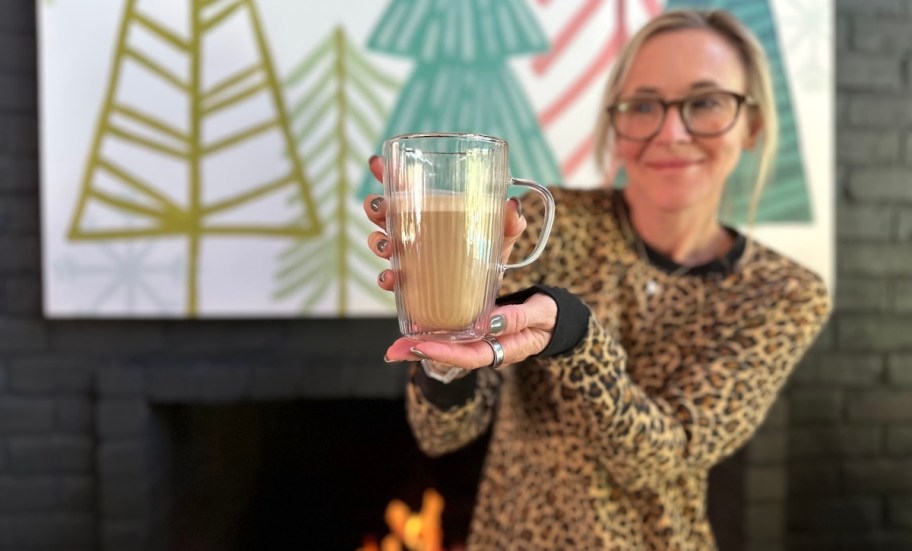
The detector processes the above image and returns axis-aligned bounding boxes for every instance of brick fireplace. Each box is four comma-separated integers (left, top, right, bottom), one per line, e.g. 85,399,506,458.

90,319,427,550
98,368,489,550
0,309,787,551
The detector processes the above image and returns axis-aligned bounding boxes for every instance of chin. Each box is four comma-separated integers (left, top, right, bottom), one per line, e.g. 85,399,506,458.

640,178,715,213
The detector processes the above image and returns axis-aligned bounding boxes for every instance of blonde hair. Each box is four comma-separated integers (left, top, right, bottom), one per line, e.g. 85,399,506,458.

593,9,777,225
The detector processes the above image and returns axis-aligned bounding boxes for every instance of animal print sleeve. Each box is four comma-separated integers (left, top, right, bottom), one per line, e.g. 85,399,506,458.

405,364,502,457
542,276,831,491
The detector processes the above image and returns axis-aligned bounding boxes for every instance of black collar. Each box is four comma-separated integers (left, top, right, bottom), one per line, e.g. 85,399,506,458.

612,188,746,277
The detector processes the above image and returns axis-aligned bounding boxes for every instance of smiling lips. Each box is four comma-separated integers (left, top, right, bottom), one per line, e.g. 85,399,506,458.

645,158,703,170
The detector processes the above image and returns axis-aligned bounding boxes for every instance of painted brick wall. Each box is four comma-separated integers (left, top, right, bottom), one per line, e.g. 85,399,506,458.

785,1,912,549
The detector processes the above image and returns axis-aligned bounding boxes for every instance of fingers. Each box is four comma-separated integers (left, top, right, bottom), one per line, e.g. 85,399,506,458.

363,155,386,229
377,269,395,291
369,154,384,182
501,197,527,264
367,230,392,260
505,197,524,237
385,338,496,368
488,294,558,335
363,194,387,230
367,230,394,291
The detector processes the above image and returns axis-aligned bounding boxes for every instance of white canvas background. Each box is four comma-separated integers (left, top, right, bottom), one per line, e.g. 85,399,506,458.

39,0,833,317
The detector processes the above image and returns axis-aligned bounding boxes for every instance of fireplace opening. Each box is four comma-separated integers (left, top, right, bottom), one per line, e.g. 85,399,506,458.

153,399,489,551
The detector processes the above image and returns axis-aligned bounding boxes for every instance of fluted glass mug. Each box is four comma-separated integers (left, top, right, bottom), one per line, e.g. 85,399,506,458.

382,133,555,342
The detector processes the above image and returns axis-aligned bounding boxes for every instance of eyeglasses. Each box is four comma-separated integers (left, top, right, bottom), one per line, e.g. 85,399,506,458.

607,91,752,141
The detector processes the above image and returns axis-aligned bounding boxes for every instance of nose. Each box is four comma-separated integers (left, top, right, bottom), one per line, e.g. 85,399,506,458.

654,105,691,143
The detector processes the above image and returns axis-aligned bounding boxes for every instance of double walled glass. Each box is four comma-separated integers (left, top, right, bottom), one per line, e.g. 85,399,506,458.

382,133,555,342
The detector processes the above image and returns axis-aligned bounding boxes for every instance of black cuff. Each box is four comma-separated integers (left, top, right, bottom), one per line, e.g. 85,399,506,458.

496,285,591,358
410,285,589,408
412,366,478,411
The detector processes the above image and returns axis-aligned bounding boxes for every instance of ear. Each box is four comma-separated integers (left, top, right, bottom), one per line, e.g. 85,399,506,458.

743,109,763,151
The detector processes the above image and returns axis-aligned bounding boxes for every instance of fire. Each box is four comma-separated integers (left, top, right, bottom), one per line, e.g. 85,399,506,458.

358,489,447,551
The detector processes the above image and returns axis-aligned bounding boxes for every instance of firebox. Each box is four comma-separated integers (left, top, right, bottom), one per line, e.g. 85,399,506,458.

149,399,487,550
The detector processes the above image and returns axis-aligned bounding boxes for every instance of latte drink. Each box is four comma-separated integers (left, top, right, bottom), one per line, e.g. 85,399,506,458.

382,133,554,342
390,193,502,337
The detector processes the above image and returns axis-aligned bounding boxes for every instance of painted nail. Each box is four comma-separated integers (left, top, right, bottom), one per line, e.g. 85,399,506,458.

369,196,384,212
378,271,386,284
409,347,430,360
368,154,380,166
377,239,389,253
489,314,506,334
383,354,395,363
510,197,523,218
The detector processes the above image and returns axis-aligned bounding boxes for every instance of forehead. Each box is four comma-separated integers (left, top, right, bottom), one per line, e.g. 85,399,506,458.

621,28,747,95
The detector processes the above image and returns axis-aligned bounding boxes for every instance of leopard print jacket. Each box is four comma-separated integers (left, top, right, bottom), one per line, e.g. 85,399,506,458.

405,187,831,550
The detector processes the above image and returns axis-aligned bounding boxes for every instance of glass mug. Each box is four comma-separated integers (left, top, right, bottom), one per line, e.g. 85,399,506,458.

382,133,555,342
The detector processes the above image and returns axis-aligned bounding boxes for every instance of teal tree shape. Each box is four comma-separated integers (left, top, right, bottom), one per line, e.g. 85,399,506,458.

357,0,563,200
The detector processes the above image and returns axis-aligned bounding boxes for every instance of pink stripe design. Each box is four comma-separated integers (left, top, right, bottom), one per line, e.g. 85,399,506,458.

642,0,663,17
532,0,603,74
540,34,625,127
563,134,593,177
539,1,627,127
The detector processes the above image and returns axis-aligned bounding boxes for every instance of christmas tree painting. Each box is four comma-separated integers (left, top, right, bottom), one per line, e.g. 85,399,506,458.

666,0,813,224
275,28,397,315
67,0,321,316
357,0,563,200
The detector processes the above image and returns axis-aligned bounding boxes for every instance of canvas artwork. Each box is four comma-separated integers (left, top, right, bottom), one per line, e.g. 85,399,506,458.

39,0,833,318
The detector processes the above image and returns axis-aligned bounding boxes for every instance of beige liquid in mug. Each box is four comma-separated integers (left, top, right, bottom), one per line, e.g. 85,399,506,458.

390,193,501,333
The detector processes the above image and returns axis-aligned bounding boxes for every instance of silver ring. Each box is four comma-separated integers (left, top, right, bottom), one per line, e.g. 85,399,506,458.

481,335,505,369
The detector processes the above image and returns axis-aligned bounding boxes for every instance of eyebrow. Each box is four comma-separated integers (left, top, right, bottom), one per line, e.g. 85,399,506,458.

630,81,725,95
689,80,724,90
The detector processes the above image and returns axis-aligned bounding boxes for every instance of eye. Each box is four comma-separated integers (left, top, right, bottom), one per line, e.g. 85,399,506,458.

619,99,660,115
688,94,726,112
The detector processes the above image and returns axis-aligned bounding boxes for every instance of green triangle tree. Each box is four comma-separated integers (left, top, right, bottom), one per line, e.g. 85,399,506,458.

68,0,321,316
275,27,397,315
357,0,562,200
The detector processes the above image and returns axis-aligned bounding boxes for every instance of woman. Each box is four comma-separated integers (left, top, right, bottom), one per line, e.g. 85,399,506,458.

363,9,830,550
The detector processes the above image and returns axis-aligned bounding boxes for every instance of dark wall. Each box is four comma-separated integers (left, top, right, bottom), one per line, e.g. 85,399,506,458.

784,0,912,549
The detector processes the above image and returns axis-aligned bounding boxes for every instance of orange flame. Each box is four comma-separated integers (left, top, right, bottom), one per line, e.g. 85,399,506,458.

358,489,445,551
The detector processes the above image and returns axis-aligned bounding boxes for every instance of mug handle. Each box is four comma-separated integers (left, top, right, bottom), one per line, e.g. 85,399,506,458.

503,178,555,271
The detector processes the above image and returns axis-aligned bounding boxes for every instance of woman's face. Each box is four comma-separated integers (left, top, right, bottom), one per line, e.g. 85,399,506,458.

613,29,759,213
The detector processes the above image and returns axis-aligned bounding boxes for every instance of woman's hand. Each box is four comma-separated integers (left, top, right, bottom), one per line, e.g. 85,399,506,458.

386,292,558,369
362,154,554,369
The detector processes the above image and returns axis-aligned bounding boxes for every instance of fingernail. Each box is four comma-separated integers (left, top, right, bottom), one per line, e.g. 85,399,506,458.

409,347,429,360
378,271,386,284
489,314,506,334
368,154,380,166
370,196,384,212
510,197,523,218
377,239,389,253
384,354,395,363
